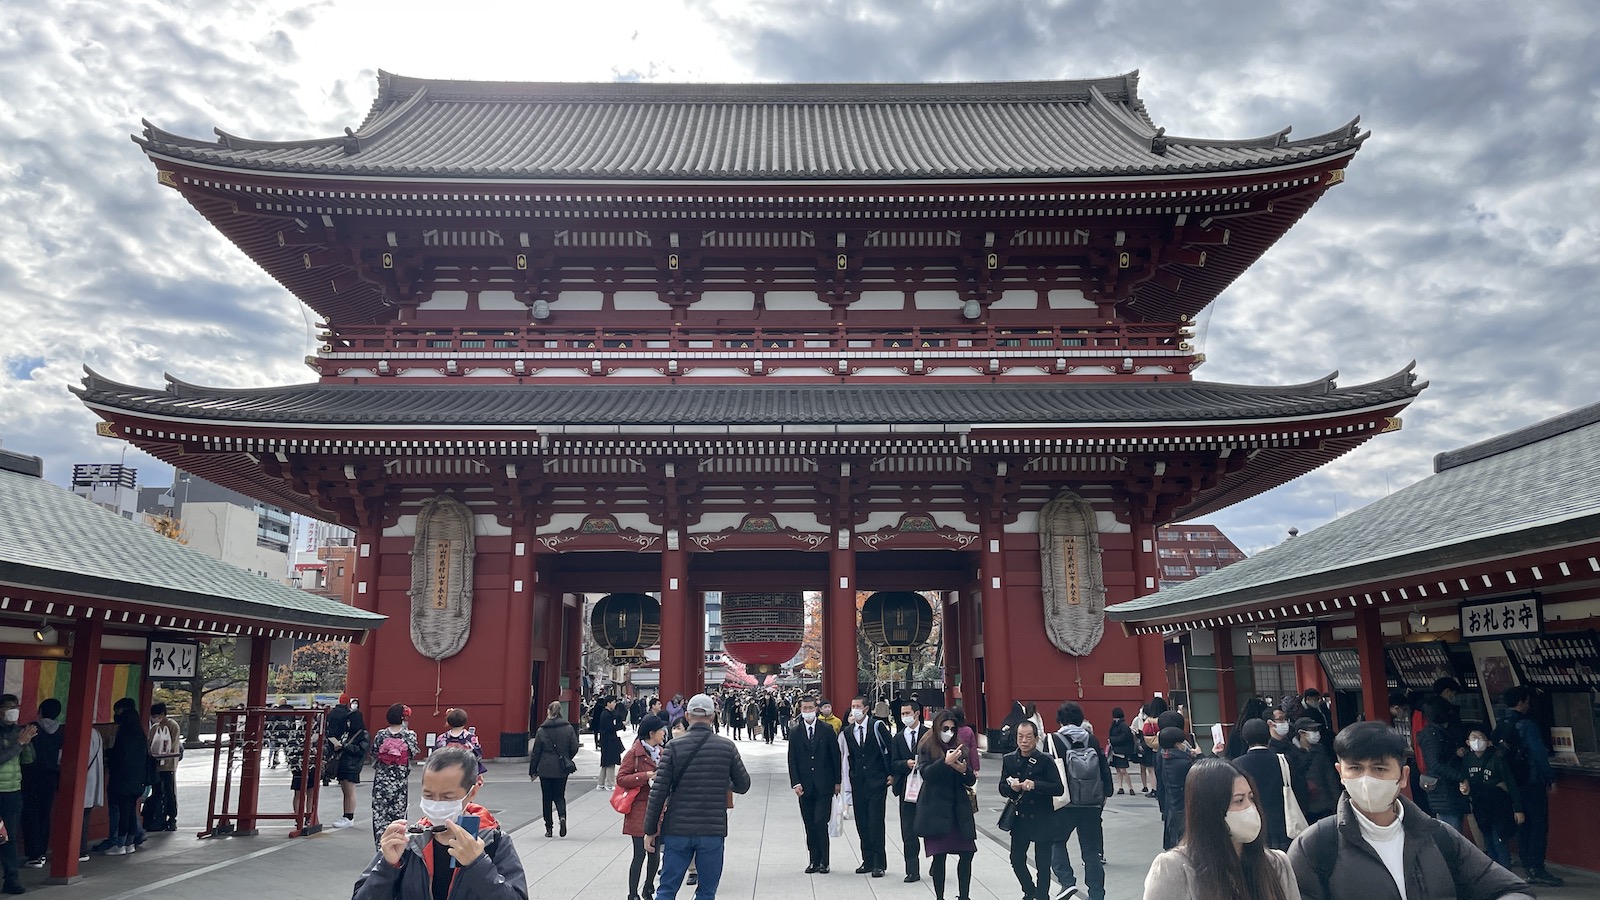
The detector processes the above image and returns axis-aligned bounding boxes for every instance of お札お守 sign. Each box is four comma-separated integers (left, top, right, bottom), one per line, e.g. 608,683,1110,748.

1276,624,1319,654
1459,595,1542,642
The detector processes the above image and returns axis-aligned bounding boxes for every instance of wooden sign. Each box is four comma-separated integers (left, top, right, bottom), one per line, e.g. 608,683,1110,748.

1276,624,1319,654
431,540,451,609
1460,594,1541,642
1103,672,1142,687
147,639,199,680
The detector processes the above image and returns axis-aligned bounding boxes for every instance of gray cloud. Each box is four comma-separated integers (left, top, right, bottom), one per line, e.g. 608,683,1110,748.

1,0,1596,558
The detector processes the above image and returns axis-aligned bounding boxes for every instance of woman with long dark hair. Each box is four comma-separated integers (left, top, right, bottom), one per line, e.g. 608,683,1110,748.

529,700,579,838
913,709,977,900
103,706,149,856
1107,707,1140,795
618,716,666,900
1141,758,1296,900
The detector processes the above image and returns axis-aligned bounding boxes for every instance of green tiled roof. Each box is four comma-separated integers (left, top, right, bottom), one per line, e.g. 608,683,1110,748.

1106,401,1600,625
0,466,384,634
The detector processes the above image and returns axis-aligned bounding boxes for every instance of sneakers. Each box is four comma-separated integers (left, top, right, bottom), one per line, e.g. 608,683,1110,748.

22,858,44,868
1526,870,1564,887
1052,886,1080,900
332,817,356,829
104,845,128,856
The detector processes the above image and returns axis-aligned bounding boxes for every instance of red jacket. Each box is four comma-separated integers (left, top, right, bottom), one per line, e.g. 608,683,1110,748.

617,740,658,837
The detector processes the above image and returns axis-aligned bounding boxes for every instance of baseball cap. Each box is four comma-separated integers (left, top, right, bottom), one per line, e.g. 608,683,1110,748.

686,693,716,716
1293,717,1321,733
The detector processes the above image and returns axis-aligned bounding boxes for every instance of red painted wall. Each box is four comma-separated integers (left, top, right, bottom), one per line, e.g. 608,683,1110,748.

1547,770,1600,871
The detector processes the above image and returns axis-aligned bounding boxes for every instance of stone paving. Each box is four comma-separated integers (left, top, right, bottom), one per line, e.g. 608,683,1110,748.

16,735,1595,899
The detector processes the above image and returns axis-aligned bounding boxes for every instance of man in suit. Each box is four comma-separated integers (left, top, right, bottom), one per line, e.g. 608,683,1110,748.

1231,717,1308,851
887,697,925,883
841,696,892,878
787,695,841,873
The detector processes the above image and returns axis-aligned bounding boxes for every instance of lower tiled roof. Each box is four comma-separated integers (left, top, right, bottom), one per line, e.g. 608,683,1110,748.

1106,400,1600,624
74,368,1421,428
0,468,384,634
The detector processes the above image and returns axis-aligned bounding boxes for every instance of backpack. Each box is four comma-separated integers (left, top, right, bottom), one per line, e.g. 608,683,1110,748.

375,730,411,767
1490,718,1532,785
1056,733,1106,807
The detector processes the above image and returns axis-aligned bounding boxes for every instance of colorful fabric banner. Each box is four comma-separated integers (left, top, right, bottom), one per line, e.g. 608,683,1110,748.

0,658,142,721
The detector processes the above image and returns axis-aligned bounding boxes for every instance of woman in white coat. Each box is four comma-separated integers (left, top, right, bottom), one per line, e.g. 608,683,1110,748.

79,725,104,862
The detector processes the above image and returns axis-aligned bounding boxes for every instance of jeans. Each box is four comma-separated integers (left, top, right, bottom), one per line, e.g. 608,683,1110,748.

657,834,724,900
540,776,569,827
1051,809,1106,900
1010,837,1052,900
1435,812,1464,834
1519,785,1549,872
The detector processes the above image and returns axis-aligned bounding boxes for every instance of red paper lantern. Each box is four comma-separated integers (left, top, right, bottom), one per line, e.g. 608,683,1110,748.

720,592,804,677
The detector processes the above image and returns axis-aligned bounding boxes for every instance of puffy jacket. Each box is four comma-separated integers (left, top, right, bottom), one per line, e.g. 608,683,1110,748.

0,724,36,793
529,718,579,779
913,742,976,840
1288,794,1531,900
105,721,147,798
617,740,658,837
353,805,527,900
1417,722,1468,815
643,723,751,837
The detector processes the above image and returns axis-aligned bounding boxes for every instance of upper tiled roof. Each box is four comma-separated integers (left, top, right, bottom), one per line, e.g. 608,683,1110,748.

134,71,1366,182
75,367,1420,429
1106,400,1600,623
0,467,384,634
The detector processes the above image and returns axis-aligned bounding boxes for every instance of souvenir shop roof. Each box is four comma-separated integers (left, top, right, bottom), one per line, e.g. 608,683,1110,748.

1106,400,1600,628
134,71,1367,182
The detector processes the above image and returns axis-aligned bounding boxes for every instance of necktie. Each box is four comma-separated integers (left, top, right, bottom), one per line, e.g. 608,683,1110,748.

858,725,865,745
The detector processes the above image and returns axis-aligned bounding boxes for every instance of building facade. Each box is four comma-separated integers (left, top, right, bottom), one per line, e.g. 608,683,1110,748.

1156,523,1246,590
78,73,1420,755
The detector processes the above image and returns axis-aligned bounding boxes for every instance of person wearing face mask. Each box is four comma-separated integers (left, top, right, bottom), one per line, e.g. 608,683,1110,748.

1287,721,1531,900
1300,689,1331,734
143,703,182,833
914,709,977,900
888,698,926,883
840,696,893,878
1416,696,1469,834
354,747,527,900
786,696,842,874
618,716,667,900
327,693,371,830
817,701,843,735
1141,758,1296,900
1232,718,1308,851
1267,709,1295,754
0,695,37,891
1293,718,1339,823
1461,727,1522,870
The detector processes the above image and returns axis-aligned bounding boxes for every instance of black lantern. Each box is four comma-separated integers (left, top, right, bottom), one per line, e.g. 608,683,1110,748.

861,591,934,656
590,593,661,661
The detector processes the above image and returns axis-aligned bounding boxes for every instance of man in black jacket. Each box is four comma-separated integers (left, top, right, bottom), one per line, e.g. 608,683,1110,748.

841,696,892,878
786,696,841,874
887,697,926,883
1234,717,1309,850
643,694,752,900
1048,702,1113,900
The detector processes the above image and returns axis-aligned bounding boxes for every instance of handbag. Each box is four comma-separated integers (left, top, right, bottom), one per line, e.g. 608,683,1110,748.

1419,773,1440,792
561,754,578,775
1277,753,1309,838
966,785,979,814
997,798,1018,833
1039,734,1072,811
610,782,640,814
904,769,924,803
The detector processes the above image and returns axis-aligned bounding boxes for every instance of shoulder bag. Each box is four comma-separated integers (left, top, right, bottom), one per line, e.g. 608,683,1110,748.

1039,733,1072,811
1278,752,1309,838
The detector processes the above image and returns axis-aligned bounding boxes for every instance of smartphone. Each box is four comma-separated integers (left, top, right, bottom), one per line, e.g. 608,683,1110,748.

451,815,481,868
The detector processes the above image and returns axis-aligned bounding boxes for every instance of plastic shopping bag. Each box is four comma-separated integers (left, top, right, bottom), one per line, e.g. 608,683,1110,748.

828,793,846,838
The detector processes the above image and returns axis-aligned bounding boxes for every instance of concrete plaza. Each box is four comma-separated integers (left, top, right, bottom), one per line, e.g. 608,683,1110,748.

16,735,1594,899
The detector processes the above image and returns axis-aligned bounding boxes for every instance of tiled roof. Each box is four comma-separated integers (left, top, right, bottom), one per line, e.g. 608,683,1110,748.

1106,400,1600,623
0,468,384,634
134,71,1366,181
75,367,1421,428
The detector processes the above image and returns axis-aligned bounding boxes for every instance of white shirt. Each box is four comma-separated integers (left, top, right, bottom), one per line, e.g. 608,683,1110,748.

1355,801,1408,900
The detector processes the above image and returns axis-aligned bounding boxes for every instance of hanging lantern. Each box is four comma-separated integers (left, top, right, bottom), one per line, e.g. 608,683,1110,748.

720,592,804,679
590,593,661,663
862,591,934,657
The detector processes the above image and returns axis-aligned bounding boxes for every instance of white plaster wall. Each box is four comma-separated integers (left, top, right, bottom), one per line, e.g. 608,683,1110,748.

478,290,525,310
418,290,469,310
990,290,1039,309
851,291,905,310
1048,289,1096,309
764,291,826,310
698,291,756,310
913,290,962,309
616,291,669,310
553,291,604,309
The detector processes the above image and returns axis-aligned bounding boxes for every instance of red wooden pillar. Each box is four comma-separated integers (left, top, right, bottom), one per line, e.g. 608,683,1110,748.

659,546,689,699
540,571,563,717
978,518,1015,733
1354,606,1387,724
683,590,705,695
1131,522,1159,598
499,527,536,757
235,636,273,834
959,585,980,710
941,592,961,700
345,522,384,705
825,538,858,710
47,618,102,884
563,596,583,719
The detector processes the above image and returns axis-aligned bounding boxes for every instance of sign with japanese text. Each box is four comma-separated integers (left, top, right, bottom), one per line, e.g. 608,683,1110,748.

1460,594,1542,642
1276,624,1320,654
147,639,199,679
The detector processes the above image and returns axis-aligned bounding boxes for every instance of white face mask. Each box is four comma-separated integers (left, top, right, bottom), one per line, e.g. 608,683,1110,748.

1469,739,1488,753
940,729,955,743
2,710,17,725
1225,806,1262,843
419,797,465,824
349,701,359,711
801,711,817,724
1342,775,1403,815
1305,732,1321,745
1272,721,1290,737
901,715,917,728
849,708,865,723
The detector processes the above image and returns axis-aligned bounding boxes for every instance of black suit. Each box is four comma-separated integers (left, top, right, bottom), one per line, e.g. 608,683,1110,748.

843,718,892,872
788,719,841,867
888,723,925,878
1233,746,1306,851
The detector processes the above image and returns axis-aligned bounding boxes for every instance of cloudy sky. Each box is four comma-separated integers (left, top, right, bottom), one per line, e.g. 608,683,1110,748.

1,0,1595,553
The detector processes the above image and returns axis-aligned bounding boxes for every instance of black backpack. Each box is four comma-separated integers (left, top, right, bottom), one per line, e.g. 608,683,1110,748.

1490,718,1532,785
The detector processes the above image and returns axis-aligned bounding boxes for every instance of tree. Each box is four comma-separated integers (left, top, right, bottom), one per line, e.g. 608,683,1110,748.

273,640,349,694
